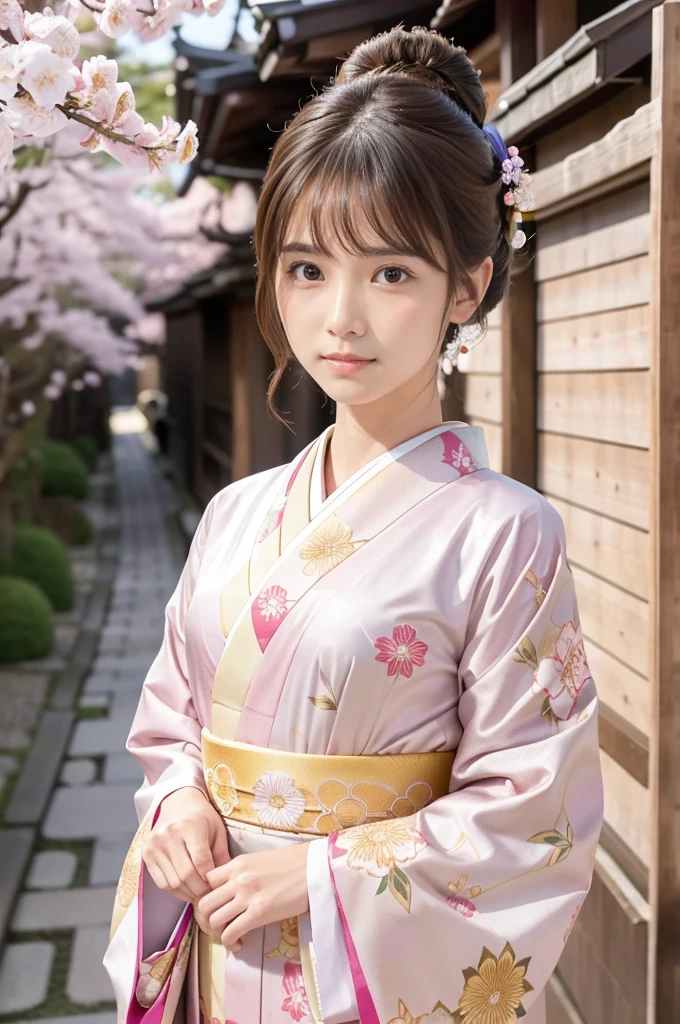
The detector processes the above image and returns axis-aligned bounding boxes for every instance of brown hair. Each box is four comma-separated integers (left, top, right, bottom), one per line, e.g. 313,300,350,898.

253,24,513,419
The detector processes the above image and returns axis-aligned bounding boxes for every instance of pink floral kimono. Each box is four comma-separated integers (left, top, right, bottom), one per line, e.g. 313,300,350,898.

103,421,603,1024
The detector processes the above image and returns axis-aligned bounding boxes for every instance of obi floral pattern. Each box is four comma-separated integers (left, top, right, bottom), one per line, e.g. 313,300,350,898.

204,761,238,817
315,778,433,832
253,771,306,829
374,624,429,678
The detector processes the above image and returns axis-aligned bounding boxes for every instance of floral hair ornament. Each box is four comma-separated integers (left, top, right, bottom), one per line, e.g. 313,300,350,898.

439,321,486,376
482,123,535,251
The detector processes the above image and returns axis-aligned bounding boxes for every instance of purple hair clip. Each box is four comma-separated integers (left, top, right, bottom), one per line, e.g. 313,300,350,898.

482,123,534,250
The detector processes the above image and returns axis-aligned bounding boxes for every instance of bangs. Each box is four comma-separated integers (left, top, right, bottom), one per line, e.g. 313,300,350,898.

274,151,449,274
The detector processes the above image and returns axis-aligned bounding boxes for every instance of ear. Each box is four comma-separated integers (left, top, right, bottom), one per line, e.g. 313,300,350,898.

446,256,494,326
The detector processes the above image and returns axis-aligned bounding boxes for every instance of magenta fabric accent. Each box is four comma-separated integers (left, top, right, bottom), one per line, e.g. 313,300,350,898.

126,807,194,1024
327,833,379,1024
440,430,478,474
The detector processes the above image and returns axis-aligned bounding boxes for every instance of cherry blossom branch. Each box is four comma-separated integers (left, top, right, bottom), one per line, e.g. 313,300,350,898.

55,103,174,154
0,180,48,233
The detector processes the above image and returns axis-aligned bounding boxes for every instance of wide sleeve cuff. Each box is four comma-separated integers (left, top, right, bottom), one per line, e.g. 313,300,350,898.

304,836,359,1024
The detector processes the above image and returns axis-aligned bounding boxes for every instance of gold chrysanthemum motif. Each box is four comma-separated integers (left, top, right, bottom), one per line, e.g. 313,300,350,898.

265,916,300,961
453,942,533,1024
336,819,427,877
205,762,238,817
299,515,356,577
116,815,152,908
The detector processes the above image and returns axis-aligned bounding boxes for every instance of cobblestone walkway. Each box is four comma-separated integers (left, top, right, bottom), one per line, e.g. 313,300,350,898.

0,411,185,1024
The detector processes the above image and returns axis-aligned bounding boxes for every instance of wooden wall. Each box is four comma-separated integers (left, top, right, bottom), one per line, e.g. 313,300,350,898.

457,304,503,471
464,34,679,1018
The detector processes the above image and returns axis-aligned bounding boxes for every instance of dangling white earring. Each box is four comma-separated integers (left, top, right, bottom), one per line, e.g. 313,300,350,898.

439,321,486,376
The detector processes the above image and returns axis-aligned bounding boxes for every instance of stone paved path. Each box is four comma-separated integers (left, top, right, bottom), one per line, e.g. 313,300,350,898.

0,410,186,1023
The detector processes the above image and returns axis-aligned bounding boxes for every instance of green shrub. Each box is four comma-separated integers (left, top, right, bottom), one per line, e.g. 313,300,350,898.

73,509,94,546
0,577,54,663
69,435,98,472
2,525,74,611
37,440,88,500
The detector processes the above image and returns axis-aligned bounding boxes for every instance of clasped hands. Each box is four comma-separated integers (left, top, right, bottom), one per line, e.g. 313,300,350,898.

142,786,310,953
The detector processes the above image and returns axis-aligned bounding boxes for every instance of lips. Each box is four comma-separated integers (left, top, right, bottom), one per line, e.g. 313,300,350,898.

323,353,374,362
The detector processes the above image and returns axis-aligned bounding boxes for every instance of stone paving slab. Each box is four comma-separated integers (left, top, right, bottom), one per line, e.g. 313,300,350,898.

43,784,138,840
12,887,117,931
102,752,143,784
10,1015,116,1024
89,837,135,886
0,828,35,949
67,927,115,1005
5,711,75,825
26,851,78,890
68,717,134,757
0,940,55,1013
60,759,97,786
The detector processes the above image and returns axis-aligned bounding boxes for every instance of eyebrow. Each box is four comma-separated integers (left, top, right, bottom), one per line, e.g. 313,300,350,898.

280,241,423,259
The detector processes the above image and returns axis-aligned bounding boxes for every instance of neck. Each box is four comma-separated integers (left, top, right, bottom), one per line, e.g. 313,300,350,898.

324,393,445,498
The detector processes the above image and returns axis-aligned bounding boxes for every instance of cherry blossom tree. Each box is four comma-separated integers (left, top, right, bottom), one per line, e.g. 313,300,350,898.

0,0,201,170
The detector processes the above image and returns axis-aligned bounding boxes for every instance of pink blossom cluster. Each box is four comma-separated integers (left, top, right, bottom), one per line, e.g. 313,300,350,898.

0,0,198,170
0,136,166,425
99,0,226,43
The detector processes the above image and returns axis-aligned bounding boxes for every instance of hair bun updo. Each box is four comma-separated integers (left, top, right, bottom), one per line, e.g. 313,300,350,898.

335,24,487,129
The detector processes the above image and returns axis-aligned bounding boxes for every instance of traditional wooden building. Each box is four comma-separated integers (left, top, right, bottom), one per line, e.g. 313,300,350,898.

155,1,680,1019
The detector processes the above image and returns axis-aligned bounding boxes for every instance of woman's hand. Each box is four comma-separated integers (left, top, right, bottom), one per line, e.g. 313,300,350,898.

142,786,231,904
195,842,310,952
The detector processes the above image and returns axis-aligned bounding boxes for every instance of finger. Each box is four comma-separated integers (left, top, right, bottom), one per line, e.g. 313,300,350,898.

143,857,171,893
198,879,235,918
185,820,217,883
210,822,231,868
170,843,211,900
220,906,258,949
206,860,232,888
206,891,242,936
155,853,194,903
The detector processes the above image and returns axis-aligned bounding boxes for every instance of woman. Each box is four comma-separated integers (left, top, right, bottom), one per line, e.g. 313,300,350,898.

104,25,603,1024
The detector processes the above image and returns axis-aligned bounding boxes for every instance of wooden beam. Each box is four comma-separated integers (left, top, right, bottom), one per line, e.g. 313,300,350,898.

648,2,680,1019
531,98,659,218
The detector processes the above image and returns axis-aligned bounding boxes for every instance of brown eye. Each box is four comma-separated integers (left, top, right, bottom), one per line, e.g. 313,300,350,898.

289,262,322,282
376,267,411,285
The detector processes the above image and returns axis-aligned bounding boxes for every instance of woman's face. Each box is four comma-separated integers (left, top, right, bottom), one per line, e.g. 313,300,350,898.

274,199,492,416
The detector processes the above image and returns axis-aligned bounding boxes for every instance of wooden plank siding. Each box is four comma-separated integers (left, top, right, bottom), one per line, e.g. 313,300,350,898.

459,304,503,471
647,3,680,1018
523,69,662,1024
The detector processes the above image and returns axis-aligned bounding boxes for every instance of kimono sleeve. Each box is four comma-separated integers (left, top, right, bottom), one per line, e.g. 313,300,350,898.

125,494,219,825
306,497,604,1024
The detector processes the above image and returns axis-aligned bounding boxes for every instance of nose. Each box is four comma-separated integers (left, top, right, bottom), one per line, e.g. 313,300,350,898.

325,278,366,339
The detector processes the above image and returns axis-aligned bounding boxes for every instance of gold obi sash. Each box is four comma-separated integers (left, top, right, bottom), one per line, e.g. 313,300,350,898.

201,728,455,836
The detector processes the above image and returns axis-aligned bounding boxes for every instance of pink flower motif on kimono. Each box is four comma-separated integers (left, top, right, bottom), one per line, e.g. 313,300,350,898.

446,894,476,918
374,624,428,679
533,620,592,720
441,431,478,475
281,961,311,1022
257,585,289,622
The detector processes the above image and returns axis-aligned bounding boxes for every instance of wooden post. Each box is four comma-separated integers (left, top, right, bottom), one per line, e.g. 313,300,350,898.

495,0,536,90
535,0,578,63
501,207,537,488
648,2,680,1020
